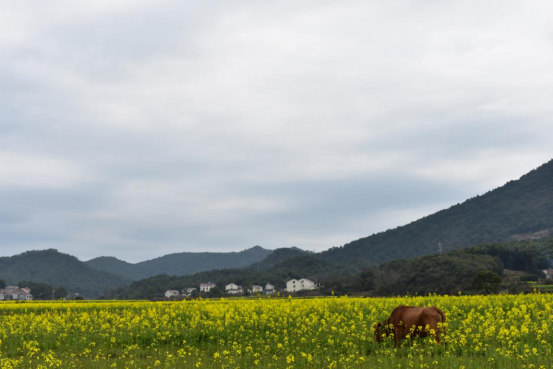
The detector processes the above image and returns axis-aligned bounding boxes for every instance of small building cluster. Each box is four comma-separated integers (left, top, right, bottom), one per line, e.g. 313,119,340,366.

223,282,275,295
164,279,317,299
0,286,33,301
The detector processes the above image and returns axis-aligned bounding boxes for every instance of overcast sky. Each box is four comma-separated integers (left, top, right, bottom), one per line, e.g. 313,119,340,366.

1,1,552,262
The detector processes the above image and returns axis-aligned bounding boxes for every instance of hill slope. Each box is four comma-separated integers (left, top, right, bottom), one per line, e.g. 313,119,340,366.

321,159,553,265
323,236,553,296
0,249,130,298
114,237,551,299
86,246,273,280
248,247,308,271
85,256,144,280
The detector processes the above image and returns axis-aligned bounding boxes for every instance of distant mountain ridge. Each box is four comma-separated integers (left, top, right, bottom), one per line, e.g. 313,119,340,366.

0,249,130,298
320,159,553,265
85,246,273,280
110,159,553,299
248,247,309,271
4,159,553,299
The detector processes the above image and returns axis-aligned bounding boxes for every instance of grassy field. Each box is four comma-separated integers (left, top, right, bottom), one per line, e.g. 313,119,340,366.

1,294,552,368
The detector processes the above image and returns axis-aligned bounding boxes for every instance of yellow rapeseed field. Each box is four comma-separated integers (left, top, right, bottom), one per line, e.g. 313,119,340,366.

1,294,552,368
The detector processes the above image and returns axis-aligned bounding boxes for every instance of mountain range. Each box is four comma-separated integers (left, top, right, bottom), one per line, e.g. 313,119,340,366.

1,158,552,298
84,246,273,280
0,247,272,298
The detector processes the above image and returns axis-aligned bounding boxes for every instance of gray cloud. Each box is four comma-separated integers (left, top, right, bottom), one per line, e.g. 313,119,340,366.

0,0,551,262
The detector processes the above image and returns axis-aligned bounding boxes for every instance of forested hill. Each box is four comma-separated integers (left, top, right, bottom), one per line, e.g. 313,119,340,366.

86,246,273,280
247,247,308,271
112,237,553,299
0,249,130,298
321,159,553,265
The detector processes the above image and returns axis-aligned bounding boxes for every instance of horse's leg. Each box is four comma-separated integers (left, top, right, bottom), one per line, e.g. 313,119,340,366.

394,326,402,348
434,328,441,344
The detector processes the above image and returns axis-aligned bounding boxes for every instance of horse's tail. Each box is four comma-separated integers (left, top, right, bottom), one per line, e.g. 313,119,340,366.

436,308,446,337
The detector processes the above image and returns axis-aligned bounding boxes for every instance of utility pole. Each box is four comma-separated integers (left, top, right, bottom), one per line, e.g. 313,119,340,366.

438,243,443,254
52,289,55,301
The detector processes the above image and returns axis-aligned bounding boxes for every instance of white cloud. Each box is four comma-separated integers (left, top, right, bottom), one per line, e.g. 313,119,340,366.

0,0,551,260
0,151,84,188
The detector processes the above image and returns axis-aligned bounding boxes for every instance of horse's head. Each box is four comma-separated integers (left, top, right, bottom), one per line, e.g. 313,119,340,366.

374,321,392,343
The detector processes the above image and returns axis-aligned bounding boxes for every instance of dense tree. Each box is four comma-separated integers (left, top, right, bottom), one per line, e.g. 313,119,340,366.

472,271,502,294
54,286,68,299
454,239,551,272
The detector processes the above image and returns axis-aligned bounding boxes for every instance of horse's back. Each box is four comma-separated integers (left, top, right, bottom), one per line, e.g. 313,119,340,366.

391,306,444,329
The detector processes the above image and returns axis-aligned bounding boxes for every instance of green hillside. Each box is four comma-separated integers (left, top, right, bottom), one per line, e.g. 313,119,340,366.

321,159,553,265
86,246,273,280
0,249,130,298
85,257,145,280
116,236,553,299
247,247,308,270
112,240,522,299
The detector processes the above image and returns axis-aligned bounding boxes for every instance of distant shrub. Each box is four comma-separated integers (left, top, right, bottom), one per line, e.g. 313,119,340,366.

520,274,539,282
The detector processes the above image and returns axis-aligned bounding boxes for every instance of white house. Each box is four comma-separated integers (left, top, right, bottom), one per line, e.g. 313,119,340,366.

165,290,179,298
184,287,197,295
264,283,275,294
18,292,33,300
200,282,216,293
286,278,317,292
251,285,263,293
225,283,243,295
543,269,553,280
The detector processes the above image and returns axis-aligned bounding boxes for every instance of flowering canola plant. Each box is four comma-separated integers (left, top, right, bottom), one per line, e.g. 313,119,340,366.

0,294,552,368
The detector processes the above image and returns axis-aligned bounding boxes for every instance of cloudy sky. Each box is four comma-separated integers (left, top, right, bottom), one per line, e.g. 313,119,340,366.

1,1,552,262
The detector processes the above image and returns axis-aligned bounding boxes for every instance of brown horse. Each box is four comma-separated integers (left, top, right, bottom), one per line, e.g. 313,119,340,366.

374,306,446,347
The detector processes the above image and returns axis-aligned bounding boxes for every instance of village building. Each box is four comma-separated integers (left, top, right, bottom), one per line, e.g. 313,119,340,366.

251,285,263,293
285,278,318,292
165,290,180,298
200,282,216,293
543,269,553,280
264,282,275,294
225,283,243,295
184,287,197,295
18,292,33,300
